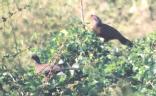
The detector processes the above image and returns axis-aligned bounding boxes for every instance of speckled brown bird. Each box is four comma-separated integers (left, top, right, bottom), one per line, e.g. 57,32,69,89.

90,15,133,47
31,55,61,77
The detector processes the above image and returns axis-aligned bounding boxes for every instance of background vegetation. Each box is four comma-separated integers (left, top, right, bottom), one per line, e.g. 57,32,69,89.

0,0,156,96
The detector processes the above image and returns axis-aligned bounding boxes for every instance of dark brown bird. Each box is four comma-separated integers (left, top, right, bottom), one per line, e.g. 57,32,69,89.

90,15,133,47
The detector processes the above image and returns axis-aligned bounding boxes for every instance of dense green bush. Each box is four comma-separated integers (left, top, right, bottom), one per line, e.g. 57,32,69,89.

0,25,156,96
1,0,156,95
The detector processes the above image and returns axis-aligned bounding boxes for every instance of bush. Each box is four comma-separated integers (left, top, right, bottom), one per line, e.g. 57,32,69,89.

0,26,156,96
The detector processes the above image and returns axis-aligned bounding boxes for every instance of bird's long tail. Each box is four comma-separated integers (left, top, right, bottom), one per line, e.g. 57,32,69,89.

119,37,133,47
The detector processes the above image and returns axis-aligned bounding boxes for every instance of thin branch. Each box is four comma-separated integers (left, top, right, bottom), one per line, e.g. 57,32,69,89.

12,29,21,65
49,38,67,65
1,47,30,62
80,0,86,30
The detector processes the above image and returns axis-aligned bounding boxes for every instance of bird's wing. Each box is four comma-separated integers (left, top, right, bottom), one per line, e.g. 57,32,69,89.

35,64,51,74
101,24,123,38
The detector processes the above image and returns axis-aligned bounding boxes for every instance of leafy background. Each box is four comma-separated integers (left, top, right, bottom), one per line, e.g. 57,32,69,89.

0,0,156,96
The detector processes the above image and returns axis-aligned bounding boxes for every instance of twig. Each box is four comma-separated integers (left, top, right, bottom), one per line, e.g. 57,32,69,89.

49,39,67,65
61,67,80,71
0,1,29,23
47,39,67,79
80,0,86,30
1,47,30,62
12,28,21,65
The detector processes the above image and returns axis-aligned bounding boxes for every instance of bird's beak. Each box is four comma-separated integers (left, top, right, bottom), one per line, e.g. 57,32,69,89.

90,14,97,20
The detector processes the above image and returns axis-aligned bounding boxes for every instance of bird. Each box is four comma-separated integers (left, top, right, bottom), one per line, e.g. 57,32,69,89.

90,15,133,47
31,54,61,81
31,55,84,82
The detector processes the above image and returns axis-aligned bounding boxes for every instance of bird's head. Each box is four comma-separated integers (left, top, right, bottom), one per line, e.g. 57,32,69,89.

90,15,102,26
31,54,41,64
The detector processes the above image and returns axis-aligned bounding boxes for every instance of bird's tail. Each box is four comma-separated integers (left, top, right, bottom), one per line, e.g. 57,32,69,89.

119,37,133,47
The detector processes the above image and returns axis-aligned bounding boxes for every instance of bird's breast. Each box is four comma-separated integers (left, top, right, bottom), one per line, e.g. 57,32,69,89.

93,26,101,35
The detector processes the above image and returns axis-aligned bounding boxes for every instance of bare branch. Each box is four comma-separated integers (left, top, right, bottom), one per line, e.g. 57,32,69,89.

80,0,86,30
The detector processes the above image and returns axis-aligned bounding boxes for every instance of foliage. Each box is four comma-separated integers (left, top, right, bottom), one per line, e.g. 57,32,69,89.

0,25,156,95
0,0,156,96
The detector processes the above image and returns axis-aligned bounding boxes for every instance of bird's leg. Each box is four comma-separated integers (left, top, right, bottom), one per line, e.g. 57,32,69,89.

43,76,49,84
47,69,53,80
